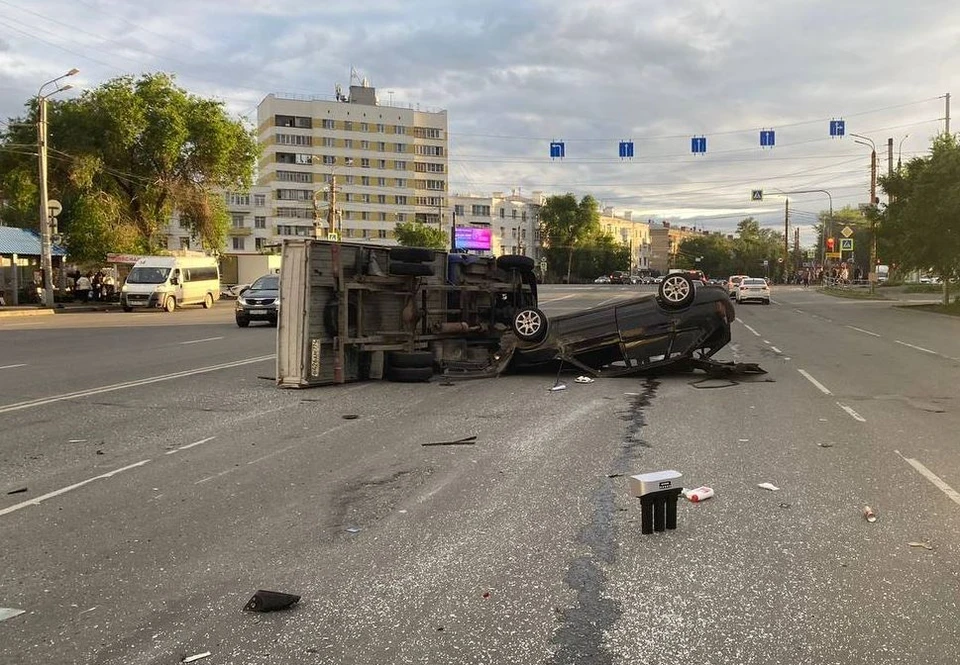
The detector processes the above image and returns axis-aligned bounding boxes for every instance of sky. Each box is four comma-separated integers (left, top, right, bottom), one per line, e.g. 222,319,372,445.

1,0,958,245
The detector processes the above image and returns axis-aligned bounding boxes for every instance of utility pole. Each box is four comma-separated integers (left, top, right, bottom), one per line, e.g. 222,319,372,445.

946,92,951,135
327,175,339,239
784,198,789,283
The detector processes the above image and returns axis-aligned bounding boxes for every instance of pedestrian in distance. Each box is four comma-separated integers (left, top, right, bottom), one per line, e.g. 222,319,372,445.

76,273,91,302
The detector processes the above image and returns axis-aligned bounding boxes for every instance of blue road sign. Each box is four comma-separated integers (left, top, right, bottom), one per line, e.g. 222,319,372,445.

619,141,634,159
760,130,775,147
549,141,565,159
830,120,845,137
691,137,707,154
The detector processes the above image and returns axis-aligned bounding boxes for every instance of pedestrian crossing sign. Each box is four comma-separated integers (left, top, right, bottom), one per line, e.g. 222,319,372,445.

840,238,853,251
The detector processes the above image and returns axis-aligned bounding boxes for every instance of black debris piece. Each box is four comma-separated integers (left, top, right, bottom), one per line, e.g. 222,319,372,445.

243,589,301,613
690,378,739,389
341,414,360,420
421,435,478,447
6,487,27,495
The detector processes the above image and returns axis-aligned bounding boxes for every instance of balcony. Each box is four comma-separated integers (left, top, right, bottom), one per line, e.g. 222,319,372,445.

228,227,253,237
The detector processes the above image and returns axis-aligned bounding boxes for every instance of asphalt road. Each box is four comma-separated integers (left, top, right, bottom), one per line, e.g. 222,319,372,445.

1,286,958,664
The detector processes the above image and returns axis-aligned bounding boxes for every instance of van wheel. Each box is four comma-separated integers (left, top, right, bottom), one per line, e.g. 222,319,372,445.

164,296,176,313
202,293,214,309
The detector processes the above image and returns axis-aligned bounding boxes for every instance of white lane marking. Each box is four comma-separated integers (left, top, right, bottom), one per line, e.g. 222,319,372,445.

195,469,235,485
246,443,299,466
837,402,866,422
0,355,275,415
847,325,881,337
0,364,27,370
164,436,216,455
798,369,832,395
0,608,26,622
896,451,960,506
742,323,761,337
592,295,627,308
895,340,937,355
762,339,770,344
794,308,805,314
179,336,224,345
0,459,151,518
770,346,782,354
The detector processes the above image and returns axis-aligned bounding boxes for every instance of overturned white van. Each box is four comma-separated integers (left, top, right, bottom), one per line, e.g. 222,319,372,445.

120,255,220,312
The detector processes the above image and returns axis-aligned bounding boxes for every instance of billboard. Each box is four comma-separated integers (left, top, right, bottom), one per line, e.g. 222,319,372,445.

454,226,492,251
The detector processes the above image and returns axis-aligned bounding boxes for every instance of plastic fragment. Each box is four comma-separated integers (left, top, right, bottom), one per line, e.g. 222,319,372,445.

908,542,934,550
574,376,595,384
345,527,361,534
682,486,715,502
757,482,780,491
549,384,567,392
862,506,877,523
183,653,212,663
243,590,301,612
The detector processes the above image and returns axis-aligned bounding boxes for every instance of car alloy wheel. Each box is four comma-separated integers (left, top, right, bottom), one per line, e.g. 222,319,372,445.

513,307,548,342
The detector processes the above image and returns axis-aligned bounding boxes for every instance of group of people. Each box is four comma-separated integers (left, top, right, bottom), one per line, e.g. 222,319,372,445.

72,270,116,302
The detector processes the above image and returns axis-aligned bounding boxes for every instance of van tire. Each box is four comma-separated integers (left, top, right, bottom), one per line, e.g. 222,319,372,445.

389,247,435,263
164,296,176,313
202,293,214,309
497,255,535,272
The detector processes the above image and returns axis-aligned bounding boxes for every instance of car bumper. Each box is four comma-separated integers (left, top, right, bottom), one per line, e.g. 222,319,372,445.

122,293,165,308
236,305,278,320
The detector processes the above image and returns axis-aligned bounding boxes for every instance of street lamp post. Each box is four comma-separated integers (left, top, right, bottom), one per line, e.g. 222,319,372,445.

851,133,879,293
897,134,910,170
773,188,833,277
37,68,79,308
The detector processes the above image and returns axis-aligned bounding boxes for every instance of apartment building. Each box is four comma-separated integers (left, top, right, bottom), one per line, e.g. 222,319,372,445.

164,185,275,254
451,190,545,258
648,221,709,273
599,208,652,273
256,81,448,245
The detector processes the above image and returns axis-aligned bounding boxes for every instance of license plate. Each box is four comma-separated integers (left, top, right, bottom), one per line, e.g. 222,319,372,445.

249,309,267,315
130,301,146,306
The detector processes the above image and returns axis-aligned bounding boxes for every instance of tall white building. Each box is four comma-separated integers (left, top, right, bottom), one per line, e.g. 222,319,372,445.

257,79,448,244
450,190,545,258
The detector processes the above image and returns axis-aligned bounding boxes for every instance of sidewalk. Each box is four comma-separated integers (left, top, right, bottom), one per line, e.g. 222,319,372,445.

0,301,123,318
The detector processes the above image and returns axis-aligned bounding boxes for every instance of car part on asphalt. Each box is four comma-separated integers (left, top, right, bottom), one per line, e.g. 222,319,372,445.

862,506,877,522
386,350,434,369
243,589,301,612
629,470,684,534
421,435,478,447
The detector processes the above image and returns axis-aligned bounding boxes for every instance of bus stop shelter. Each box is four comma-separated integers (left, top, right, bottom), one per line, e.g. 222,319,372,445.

0,226,67,306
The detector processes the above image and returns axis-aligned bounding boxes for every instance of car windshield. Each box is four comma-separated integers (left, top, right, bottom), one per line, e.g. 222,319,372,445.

125,267,170,284
250,275,279,291
743,278,766,285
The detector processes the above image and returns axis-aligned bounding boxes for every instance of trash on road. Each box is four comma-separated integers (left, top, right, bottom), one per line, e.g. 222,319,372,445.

818,443,834,448
908,541,934,550
629,470,684,534
341,414,360,420
345,527,361,534
574,376,595,384
182,652,212,663
606,473,623,478
757,482,780,491
243,590,302,612
682,486,715,503
6,488,27,495
421,435,477,447
779,502,792,509
68,439,87,443
690,378,738,389
862,506,877,523
482,591,491,599
0,608,26,623
549,384,567,391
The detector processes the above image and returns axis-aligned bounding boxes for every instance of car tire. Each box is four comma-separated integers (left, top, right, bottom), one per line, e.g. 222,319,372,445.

236,316,250,328
268,316,278,326
658,274,696,309
164,296,176,313
496,255,535,272
202,293,214,309
763,299,771,305
512,306,548,343
389,247,435,263
389,261,434,277
387,350,434,369
387,366,434,383
122,305,132,312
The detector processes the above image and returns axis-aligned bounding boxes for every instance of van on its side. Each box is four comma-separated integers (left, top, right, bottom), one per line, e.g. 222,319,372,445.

120,256,220,312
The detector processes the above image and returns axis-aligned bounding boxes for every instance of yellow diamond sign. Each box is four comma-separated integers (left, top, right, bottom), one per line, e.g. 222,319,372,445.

841,225,854,238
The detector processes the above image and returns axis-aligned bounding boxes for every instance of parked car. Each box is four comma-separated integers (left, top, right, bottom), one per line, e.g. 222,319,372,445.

653,276,664,284
236,273,280,327
736,277,771,305
509,273,736,375
609,271,630,284
726,275,748,297
594,275,611,284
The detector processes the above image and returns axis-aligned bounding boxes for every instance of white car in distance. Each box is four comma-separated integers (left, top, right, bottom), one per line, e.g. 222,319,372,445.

736,277,771,305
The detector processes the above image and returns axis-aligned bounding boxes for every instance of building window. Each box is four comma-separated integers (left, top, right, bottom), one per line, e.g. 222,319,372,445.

454,204,464,216
361,194,370,203
361,158,370,168
361,211,369,221
361,140,369,149
360,122,369,131
254,194,266,207
396,160,407,170
276,189,313,201
394,125,405,134
377,123,385,132
499,208,505,218
277,170,314,183
255,237,266,251
512,210,518,219
415,145,444,156
276,133,312,146
345,175,355,185
379,212,387,221
255,216,266,229
323,137,335,147
397,213,406,222
322,119,334,129
378,141,386,151
231,213,245,228
377,194,386,204
395,143,405,153
343,210,351,220
233,237,245,250
521,228,527,239
344,121,353,131
378,177,386,187
472,205,491,217
323,155,335,165
361,176,370,186
378,229,387,239
276,115,311,129
522,211,527,221
225,193,250,206
396,195,408,205
378,159,387,169
362,229,371,238
344,139,353,149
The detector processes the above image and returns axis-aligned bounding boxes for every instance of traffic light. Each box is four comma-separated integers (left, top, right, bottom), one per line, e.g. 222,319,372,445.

826,238,835,251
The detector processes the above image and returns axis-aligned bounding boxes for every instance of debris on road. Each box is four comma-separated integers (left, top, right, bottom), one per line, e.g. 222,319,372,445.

629,470,684,534
68,439,87,443
779,502,792,509
818,443,835,448
574,375,595,384
345,527,361,534
606,473,623,478
908,541,934,550
690,378,738,389
682,486,715,502
421,435,477,447
6,487,27,495
549,384,567,391
757,482,780,491
243,590,302,612
0,608,26,623
182,651,212,663
862,506,878,523
482,592,491,599
341,414,360,420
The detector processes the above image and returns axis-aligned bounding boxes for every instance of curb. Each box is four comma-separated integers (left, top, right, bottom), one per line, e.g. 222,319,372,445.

0,308,55,319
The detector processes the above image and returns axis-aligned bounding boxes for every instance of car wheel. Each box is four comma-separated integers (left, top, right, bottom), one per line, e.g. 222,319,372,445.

268,316,278,327
389,247,435,263
387,366,434,383
388,261,434,277
387,350,434,369
122,305,132,312
202,293,214,309
513,307,548,343
658,274,696,309
496,254,536,272
764,299,771,305
236,316,250,328
164,296,176,313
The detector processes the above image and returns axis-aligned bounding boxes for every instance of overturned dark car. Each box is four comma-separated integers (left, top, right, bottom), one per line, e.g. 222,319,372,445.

275,241,747,387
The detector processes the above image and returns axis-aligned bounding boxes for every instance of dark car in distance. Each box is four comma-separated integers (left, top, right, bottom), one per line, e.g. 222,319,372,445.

236,274,280,327
609,270,630,284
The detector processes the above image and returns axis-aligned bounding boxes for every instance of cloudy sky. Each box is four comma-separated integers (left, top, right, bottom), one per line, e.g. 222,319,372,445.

1,0,957,244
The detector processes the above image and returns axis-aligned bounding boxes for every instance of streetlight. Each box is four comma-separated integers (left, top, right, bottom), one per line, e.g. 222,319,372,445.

773,188,833,277
850,133,879,292
897,134,910,170
37,67,79,307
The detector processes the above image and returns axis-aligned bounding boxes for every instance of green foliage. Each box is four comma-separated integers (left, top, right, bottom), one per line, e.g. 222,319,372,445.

394,221,448,249
0,72,258,256
817,206,869,266
539,194,601,282
675,233,734,277
879,134,960,304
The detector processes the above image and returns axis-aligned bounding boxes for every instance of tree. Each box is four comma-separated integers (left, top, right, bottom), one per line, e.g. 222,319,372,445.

879,134,960,304
731,217,783,278
676,234,734,277
816,206,869,267
394,221,448,249
539,193,601,283
0,73,258,261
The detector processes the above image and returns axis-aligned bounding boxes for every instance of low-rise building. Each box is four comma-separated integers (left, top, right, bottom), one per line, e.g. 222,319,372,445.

648,221,709,274
451,190,545,259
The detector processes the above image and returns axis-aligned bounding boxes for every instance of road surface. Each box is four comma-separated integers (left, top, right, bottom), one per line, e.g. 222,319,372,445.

1,286,958,664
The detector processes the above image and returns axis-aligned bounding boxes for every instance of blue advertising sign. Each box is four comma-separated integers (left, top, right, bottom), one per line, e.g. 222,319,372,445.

454,226,492,251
